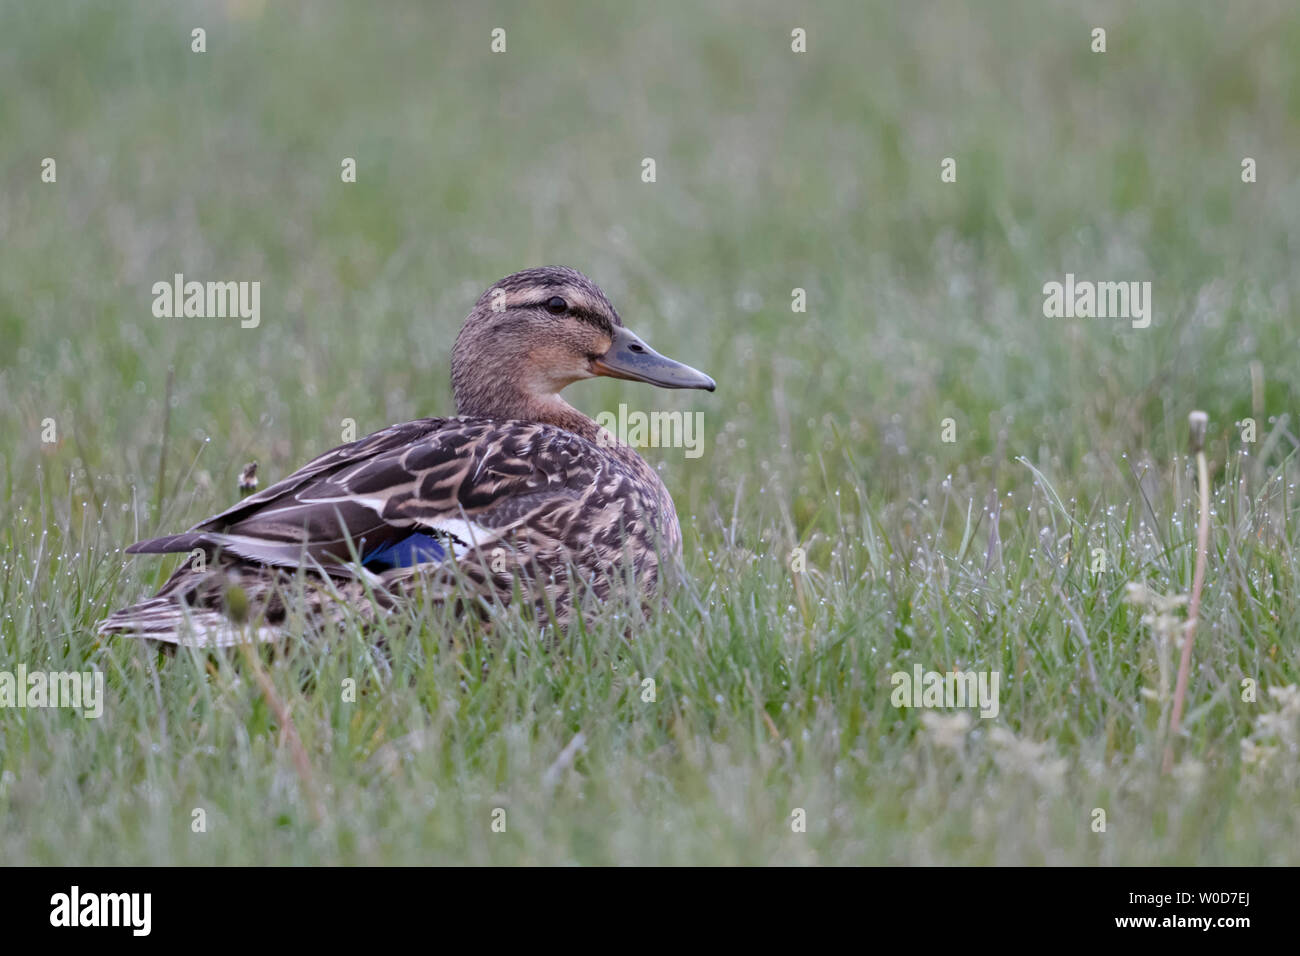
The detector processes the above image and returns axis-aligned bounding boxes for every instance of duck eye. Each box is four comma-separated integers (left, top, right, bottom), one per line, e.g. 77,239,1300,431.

545,296,568,314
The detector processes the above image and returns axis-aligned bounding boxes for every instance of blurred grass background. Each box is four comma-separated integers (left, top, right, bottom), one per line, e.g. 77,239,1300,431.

0,0,1298,864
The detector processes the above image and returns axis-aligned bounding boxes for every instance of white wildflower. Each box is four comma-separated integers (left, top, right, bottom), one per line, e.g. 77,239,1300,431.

989,726,1067,790
920,711,971,751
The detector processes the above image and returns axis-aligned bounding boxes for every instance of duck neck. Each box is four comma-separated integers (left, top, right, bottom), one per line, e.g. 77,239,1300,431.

456,385,603,443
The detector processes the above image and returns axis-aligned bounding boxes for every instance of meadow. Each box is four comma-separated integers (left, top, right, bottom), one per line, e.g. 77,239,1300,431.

1,0,1298,864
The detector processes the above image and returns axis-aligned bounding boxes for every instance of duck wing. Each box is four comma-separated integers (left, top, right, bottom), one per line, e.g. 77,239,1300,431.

125,417,596,573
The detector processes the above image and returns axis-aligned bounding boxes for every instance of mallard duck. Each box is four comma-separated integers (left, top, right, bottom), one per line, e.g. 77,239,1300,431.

98,267,715,645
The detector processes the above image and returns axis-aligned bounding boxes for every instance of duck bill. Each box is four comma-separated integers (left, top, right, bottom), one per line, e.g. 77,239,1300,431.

592,326,716,391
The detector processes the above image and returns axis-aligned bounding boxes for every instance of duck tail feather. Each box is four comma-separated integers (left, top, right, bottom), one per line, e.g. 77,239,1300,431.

96,598,280,646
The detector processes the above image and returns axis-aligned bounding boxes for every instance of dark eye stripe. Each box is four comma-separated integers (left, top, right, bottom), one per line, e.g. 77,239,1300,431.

529,297,611,331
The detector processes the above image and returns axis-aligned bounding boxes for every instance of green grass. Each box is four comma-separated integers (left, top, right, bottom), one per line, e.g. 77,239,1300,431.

2,0,1299,864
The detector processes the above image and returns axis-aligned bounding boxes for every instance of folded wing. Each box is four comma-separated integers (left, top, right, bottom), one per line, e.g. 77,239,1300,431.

125,417,595,573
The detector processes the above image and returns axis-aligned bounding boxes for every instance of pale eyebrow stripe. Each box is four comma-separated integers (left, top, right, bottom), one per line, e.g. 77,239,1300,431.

511,289,613,329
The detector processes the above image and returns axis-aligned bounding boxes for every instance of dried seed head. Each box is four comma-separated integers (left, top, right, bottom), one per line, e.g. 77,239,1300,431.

238,460,259,494
1188,411,1208,455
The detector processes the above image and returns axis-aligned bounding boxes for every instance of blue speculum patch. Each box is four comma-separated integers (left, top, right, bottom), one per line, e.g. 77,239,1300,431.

361,532,448,570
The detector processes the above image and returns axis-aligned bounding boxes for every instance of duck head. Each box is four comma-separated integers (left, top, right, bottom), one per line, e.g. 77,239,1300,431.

451,267,715,428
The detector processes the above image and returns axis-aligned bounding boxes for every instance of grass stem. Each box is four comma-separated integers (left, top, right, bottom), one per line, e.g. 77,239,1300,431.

1165,412,1210,773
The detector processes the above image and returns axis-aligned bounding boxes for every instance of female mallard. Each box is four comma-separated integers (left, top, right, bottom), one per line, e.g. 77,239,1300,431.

98,267,715,645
